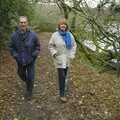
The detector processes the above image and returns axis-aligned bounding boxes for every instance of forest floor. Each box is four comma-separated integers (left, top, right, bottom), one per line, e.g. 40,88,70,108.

1,32,120,120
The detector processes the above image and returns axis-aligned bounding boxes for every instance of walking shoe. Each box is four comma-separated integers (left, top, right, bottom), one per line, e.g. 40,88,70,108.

59,96,67,103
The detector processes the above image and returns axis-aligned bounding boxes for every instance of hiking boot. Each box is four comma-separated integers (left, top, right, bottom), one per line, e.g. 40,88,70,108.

59,96,67,103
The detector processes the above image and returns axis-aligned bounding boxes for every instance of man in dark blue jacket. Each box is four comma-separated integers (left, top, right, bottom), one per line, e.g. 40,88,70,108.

10,16,40,100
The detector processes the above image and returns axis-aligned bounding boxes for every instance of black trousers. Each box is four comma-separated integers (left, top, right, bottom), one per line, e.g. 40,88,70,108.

57,67,68,97
17,61,35,95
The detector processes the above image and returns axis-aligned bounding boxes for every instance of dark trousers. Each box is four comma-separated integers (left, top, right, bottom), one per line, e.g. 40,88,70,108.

17,61,35,95
57,67,68,97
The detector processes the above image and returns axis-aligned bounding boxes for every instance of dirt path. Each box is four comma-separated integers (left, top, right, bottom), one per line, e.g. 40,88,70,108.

1,32,120,120
0,33,79,120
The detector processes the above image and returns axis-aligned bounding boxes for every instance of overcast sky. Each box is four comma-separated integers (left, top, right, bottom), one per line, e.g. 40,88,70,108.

65,0,100,8
86,0,100,8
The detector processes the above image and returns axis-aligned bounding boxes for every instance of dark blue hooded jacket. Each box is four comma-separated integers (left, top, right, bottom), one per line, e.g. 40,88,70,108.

10,29,40,65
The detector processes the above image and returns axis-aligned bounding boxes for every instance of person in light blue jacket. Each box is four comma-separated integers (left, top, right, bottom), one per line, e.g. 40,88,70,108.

49,18,77,102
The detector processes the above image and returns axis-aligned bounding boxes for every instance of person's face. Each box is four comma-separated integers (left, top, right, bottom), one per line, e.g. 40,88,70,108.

59,24,67,31
19,17,28,31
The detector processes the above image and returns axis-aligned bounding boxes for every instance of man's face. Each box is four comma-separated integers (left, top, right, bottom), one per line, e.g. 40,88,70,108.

19,17,28,31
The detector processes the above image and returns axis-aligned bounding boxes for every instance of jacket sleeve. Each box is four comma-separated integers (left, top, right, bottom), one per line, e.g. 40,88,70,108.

48,33,57,57
69,33,77,59
9,33,18,58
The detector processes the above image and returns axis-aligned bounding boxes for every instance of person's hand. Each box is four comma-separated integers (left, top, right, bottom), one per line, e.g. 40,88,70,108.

53,53,57,58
